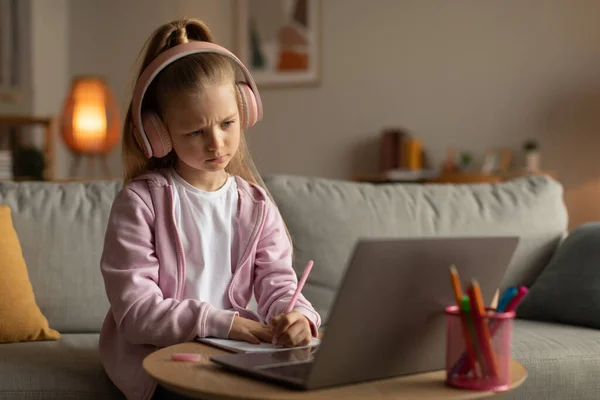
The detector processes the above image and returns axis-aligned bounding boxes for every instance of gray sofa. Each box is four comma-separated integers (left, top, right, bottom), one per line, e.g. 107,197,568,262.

0,174,596,399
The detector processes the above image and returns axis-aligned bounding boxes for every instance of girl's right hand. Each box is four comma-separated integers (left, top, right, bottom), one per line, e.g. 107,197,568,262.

228,315,273,344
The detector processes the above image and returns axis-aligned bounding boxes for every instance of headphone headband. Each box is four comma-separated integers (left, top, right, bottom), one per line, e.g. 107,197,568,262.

131,41,263,155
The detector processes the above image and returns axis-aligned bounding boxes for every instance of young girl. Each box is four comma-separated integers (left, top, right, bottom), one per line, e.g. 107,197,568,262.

98,18,321,400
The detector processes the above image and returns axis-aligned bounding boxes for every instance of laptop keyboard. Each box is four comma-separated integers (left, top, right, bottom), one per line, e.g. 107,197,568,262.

261,362,313,380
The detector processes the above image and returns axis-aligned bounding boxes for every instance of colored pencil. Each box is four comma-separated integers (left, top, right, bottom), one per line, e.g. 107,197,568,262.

467,280,499,378
449,265,479,376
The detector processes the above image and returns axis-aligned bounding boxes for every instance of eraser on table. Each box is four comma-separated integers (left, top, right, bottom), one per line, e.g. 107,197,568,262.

171,352,202,362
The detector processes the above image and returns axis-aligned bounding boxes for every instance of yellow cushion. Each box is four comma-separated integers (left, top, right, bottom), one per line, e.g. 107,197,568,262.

0,205,60,343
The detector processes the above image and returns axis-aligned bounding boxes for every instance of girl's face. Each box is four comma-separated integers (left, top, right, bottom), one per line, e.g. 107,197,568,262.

163,83,241,180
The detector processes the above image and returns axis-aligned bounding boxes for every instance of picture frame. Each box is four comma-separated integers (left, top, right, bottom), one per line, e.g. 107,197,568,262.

481,148,512,174
234,0,321,87
0,0,28,103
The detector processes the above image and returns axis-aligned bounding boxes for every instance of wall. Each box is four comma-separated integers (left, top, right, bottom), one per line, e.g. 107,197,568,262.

0,0,70,177
64,0,600,228
0,0,32,116
68,0,234,178
30,0,70,175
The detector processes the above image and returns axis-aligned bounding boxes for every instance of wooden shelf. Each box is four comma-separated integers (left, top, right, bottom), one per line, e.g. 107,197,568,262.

425,172,502,184
352,174,424,184
354,170,558,184
0,115,56,181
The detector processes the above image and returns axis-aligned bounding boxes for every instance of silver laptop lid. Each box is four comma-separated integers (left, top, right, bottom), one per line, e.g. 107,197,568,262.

305,236,519,389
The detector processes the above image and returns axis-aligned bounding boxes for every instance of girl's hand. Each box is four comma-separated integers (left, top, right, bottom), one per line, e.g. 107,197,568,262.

228,316,273,344
271,311,312,347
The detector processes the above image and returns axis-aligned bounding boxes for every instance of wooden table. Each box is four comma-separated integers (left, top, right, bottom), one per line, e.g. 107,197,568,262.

143,342,528,400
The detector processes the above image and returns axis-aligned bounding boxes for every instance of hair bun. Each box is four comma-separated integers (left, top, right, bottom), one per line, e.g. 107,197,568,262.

184,20,214,42
175,27,188,44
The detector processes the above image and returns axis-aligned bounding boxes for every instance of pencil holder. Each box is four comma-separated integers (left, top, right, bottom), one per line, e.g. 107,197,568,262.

445,305,515,391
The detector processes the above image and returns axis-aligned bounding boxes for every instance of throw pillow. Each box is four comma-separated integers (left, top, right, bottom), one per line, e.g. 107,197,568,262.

0,205,60,343
517,222,600,328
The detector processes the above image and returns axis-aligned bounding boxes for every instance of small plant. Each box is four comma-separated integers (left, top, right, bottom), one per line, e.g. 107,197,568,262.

523,140,539,153
459,152,473,169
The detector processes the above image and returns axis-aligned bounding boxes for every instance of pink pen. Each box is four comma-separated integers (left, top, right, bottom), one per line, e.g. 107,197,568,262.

285,260,314,314
273,260,314,345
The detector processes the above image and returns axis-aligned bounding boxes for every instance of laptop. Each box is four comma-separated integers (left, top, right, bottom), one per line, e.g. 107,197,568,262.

211,236,519,390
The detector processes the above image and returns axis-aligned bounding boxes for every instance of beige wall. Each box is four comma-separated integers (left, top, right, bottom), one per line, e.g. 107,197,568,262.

0,0,70,174
59,1,600,228
67,0,235,177
30,0,70,174
0,0,32,116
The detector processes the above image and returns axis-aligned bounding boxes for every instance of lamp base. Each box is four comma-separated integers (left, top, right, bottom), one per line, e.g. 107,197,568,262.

70,153,111,179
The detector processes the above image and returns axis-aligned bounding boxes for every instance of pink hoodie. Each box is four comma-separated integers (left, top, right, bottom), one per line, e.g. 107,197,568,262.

98,170,321,400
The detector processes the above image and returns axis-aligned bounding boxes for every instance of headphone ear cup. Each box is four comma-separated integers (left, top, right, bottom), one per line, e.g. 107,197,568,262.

236,82,258,129
133,123,153,159
141,110,172,158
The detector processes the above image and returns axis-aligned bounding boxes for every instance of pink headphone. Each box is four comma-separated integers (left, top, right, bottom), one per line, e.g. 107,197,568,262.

131,41,263,159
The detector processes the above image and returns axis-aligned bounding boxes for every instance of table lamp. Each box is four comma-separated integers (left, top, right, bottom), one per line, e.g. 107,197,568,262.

60,76,120,178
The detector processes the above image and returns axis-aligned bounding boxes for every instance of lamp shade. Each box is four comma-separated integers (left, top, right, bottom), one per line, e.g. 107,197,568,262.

60,76,120,154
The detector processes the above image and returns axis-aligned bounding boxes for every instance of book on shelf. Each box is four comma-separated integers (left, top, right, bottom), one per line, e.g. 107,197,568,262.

379,128,428,173
0,150,13,180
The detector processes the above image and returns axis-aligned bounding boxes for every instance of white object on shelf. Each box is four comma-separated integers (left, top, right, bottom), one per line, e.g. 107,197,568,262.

385,168,440,181
526,151,540,172
0,150,13,180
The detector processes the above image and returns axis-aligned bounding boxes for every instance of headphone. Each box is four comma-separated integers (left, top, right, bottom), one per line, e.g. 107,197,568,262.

131,41,263,159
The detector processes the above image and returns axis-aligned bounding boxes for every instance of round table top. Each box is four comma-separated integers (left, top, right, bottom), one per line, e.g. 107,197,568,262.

143,342,527,400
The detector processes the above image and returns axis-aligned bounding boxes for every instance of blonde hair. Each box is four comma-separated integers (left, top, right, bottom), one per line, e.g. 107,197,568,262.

122,18,264,191
122,18,293,245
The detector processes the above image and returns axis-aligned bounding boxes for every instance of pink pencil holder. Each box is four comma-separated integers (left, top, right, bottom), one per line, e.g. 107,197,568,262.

445,305,515,391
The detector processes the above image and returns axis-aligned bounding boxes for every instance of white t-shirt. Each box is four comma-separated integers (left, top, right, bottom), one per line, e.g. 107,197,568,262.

167,169,238,310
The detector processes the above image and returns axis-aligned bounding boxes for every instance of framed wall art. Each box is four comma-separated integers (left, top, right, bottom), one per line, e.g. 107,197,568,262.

0,0,28,103
235,0,321,87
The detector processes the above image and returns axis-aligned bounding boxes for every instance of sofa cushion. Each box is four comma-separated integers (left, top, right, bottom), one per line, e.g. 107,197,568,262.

263,175,567,324
508,319,600,400
0,206,60,343
0,333,123,399
517,222,600,329
0,180,122,333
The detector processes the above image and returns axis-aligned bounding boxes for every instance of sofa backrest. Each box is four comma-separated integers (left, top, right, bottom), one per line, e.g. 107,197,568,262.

0,175,567,332
0,180,121,333
263,175,568,324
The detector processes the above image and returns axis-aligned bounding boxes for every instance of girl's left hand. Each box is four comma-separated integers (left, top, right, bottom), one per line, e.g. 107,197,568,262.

270,311,312,347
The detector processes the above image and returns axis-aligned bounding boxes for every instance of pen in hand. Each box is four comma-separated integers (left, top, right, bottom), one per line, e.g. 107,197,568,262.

272,260,314,345
285,260,314,314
